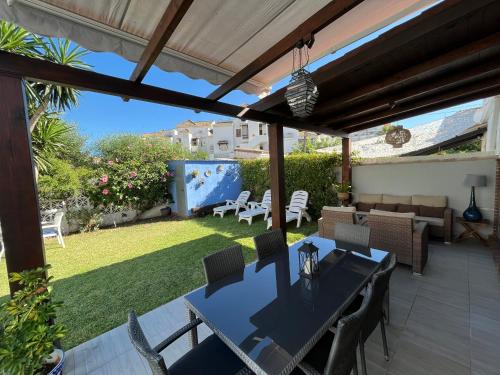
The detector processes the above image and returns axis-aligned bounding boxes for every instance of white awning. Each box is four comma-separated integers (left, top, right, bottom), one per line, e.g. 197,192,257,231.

0,0,435,96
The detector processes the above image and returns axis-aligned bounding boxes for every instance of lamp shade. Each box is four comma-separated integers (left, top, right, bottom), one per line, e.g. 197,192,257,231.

464,174,487,187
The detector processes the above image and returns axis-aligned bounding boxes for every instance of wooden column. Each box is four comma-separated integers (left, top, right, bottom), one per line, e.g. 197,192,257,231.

0,74,46,295
342,137,352,185
268,123,286,239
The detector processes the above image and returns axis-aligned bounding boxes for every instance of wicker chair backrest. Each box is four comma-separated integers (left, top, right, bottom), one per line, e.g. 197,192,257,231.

253,229,287,261
203,245,245,284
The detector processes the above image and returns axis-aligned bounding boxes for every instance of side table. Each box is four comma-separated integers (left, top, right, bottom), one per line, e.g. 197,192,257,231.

455,217,490,246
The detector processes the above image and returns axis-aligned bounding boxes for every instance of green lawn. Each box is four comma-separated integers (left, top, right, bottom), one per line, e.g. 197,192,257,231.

0,215,316,349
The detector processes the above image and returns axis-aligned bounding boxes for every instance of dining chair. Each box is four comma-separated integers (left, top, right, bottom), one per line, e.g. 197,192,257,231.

334,223,370,248
343,254,397,375
128,311,251,375
253,229,287,261
202,244,245,284
295,284,373,375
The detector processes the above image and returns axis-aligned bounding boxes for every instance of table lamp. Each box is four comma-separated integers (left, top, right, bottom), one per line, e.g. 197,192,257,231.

463,174,486,221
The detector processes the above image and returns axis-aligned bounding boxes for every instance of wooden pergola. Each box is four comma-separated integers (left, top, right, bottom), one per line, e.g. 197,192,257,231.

1,0,499,293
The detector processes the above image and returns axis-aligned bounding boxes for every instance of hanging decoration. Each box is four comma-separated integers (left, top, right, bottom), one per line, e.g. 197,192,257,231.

385,125,412,148
285,38,318,118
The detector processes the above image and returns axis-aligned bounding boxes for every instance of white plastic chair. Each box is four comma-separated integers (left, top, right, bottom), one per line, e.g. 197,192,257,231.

238,190,272,225
42,210,66,248
267,190,311,229
213,191,251,218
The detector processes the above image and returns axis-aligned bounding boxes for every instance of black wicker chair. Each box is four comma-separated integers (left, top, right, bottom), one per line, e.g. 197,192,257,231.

293,284,373,375
253,229,287,261
202,244,245,284
128,311,251,375
343,254,397,375
334,223,371,248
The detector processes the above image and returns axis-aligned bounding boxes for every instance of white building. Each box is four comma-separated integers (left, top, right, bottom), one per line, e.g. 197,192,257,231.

146,119,301,159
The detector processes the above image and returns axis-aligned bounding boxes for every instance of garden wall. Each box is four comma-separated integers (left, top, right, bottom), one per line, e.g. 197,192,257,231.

168,160,242,217
352,152,497,237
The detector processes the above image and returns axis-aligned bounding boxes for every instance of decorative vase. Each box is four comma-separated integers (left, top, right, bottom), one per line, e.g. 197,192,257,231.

463,186,482,221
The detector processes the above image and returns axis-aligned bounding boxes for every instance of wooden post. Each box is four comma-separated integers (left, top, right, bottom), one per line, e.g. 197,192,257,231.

342,137,352,186
0,74,46,295
268,123,286,239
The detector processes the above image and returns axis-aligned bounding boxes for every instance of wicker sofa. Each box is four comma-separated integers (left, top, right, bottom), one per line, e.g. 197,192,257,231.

368,210,429,274
354,193,452,243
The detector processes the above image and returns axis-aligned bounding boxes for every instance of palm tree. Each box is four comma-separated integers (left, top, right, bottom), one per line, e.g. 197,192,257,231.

0,20,91,131
31,114,72,175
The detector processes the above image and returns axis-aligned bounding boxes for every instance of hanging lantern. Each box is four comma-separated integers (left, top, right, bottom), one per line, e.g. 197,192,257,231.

285,41,319,118
385,125,411,148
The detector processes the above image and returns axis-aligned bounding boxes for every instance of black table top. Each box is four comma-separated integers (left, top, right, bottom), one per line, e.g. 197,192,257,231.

184,236,389,375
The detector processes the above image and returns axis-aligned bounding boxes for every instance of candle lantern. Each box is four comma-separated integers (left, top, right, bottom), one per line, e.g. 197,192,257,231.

298,241,320,279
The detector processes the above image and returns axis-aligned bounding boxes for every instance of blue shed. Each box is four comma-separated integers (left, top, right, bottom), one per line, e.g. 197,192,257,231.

168,160,242,217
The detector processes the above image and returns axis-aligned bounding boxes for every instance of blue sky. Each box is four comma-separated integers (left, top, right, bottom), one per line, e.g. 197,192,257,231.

63,2,482,143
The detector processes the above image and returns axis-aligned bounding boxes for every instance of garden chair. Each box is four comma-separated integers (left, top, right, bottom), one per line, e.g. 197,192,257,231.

266,190,311,229
253,229,287,261
128,310,249,375
238,189,271,225
213,191,251,218
202,244,245,284
42,210,66,248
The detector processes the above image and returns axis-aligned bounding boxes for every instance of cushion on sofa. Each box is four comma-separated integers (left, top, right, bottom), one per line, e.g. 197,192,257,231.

419,205,445,218
369,209,416,219
356,202,375,212
382,194,412,205
374,203,397,212
411,195,447,207
397,204,420,215
323,206,356,212
358,193,383,203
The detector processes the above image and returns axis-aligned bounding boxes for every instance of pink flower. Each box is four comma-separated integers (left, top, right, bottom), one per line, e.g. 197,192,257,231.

127,183,133,189
102,189,109,196
101,175,109,183
130,171,137,178
108,160,114,166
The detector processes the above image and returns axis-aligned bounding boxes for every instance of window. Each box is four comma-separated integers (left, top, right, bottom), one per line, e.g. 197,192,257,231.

241,124,249,140
191,138,199,146
218,140,229,151
236,128,241,137
259,123,266,136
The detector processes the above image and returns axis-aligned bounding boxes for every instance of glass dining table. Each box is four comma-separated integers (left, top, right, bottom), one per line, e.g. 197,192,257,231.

184,235,389,375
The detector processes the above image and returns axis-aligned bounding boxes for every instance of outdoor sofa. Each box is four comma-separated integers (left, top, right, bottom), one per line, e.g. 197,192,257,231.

354,193,452,243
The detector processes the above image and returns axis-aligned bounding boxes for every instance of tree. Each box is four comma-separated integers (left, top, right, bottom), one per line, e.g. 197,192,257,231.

0,20,90,131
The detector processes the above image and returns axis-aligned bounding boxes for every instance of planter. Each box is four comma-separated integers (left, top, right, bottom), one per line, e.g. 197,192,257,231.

337,192,350,201
47,349,65,375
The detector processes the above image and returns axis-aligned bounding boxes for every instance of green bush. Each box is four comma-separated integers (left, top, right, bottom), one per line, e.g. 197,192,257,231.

37,158,93,200
240,153,342,218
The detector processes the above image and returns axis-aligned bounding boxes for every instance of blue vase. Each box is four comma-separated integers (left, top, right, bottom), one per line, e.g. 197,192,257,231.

463,186,482,221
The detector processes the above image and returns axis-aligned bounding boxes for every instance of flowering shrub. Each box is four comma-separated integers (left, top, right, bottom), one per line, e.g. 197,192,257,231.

88,136,177,211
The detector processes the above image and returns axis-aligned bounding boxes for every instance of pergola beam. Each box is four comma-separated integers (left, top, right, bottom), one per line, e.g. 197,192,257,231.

129,0,194,83
0,74,46,295
206,0,364,101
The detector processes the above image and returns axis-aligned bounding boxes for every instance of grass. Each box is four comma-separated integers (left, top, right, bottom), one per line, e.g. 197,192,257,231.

0,215,316,349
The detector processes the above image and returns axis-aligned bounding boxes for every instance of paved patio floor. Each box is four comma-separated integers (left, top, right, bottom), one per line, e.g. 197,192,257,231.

64,239,500,375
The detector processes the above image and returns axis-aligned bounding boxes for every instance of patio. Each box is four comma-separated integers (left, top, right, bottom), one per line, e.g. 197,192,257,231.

63,238,500,375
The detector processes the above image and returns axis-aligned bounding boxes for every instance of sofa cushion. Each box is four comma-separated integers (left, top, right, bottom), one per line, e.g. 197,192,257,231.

419,205,445,218
357,202,375,212
416,216,444,226
397,204,420,215
369,209,416,219
358,193,383,203
412,195,447,207
323,206,356,212
382,194,412,205
374,203,397,212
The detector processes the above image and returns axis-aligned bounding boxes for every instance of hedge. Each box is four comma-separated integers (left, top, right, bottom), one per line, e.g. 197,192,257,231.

240,153,342,218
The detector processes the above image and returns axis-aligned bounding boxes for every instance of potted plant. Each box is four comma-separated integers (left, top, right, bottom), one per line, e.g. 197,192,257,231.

334,182,351,202
0,266,67,375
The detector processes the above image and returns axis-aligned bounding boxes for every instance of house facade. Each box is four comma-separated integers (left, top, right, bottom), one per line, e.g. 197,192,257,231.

146,119,301,159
